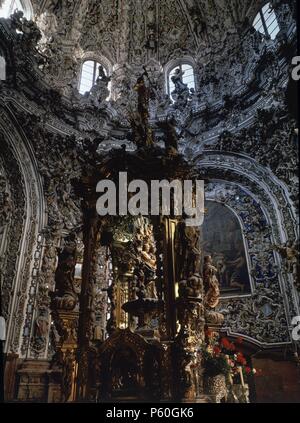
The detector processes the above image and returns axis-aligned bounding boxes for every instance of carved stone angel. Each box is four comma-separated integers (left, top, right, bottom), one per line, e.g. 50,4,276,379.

273,241,299,283
96,65,111,86
171,68,189,94
88,65,111,107
10,10,41,47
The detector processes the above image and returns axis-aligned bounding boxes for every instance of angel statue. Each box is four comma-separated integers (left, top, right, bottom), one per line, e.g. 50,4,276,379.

171,68,189,93
96,65,111,85
273,240,299,283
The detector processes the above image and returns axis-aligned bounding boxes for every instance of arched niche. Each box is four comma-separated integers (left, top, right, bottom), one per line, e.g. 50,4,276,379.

97,328,161,401
202,200,251,296
192,150,298,348
0,105,45,358
164,55,196,98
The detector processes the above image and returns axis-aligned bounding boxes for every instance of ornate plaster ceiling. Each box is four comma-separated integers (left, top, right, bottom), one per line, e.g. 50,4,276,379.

32,0,264,66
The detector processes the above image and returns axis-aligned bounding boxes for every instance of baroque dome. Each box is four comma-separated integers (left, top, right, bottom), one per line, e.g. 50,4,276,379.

32,0,264,66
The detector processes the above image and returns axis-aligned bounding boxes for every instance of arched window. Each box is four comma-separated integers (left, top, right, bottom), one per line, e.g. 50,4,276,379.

253,3,280,40
78,60,110,95
0,0,32,20
0,55,6,80
167,62,195,99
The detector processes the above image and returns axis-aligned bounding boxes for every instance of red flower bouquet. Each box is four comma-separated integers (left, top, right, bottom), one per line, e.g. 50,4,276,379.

202,332,258,380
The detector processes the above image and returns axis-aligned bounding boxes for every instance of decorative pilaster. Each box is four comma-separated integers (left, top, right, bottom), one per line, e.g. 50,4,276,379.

49,232,80,402
51,310,79,402
172,218,207,401
76,206,101,401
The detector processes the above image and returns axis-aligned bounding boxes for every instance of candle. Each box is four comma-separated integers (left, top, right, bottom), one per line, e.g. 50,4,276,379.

94,325,102,340
225,355,233,385
238,366,245,387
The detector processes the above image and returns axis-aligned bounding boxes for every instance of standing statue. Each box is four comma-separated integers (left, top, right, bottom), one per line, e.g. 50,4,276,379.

176,217,202,280
61,349,75,402
31,307,50,353
174,328,194,395
193,16,208,41
203,255,220,309
34,308,49,339
50,233,78,310
136,221,158,299
141,239,157,271
145,25,158,52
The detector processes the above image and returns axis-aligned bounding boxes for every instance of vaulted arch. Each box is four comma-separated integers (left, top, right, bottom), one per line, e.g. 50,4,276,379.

192,150,299,348
0,105,46,357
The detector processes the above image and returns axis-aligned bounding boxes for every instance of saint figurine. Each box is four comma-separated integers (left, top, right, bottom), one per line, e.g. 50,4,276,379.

51,233,78,310
203,255,220,309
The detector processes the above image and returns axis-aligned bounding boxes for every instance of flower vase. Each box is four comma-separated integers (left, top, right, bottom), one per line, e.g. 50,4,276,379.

203,373,227,403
